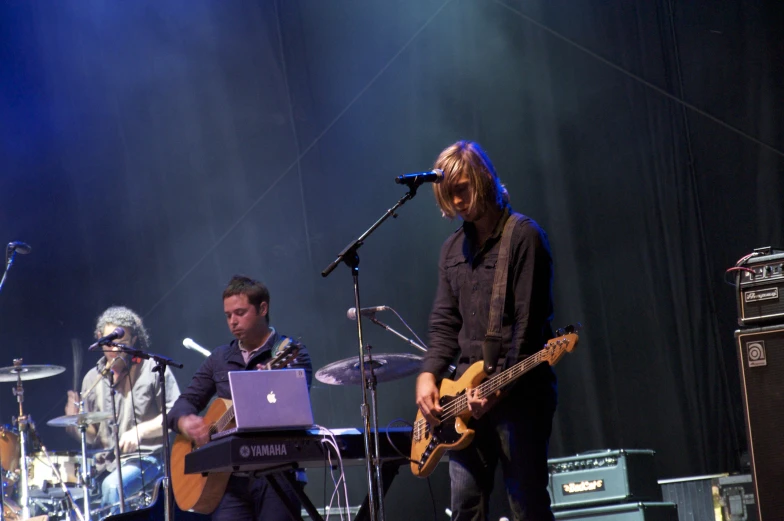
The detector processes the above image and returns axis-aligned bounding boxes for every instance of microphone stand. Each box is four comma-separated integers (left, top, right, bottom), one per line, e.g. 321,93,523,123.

322,180,424,521
0,249,19,295
0,247,26,521
367,316,428,353
107,367,127,514
105,343,183,521
368,316,457,375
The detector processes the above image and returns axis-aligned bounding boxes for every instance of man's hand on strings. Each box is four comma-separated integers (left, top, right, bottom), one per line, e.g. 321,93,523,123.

466,387,500,420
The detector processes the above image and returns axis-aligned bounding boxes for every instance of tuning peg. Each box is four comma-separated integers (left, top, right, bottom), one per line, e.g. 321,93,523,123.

560,323,583,335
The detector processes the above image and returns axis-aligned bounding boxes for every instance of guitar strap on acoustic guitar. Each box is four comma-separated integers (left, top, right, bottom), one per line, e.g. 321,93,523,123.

482,212,523,374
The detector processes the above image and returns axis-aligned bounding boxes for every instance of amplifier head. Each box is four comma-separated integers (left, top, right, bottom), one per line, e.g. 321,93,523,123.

735,249,784,326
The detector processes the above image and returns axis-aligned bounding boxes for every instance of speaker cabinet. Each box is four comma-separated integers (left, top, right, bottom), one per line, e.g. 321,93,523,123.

735,325,784,520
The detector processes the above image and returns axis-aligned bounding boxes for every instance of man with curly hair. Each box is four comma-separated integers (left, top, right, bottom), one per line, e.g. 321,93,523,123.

65,305,181,516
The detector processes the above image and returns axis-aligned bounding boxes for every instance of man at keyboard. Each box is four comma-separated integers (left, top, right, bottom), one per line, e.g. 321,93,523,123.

169,275,313,521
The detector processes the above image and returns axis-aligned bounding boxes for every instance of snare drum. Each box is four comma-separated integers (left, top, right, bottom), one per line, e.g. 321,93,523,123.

0,425,19,471
29,451,82,489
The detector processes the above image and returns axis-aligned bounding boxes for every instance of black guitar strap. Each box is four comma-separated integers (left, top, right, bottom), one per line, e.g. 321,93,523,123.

482,213,522,374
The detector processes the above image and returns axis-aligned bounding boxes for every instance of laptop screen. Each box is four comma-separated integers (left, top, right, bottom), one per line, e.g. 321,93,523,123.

228,369,314,431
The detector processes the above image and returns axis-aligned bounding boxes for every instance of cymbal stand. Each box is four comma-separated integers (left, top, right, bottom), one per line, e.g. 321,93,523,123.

74,400,91,521
322,182,423,521
11,359,31,520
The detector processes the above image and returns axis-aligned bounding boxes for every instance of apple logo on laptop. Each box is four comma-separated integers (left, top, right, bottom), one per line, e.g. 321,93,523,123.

267,391,277,404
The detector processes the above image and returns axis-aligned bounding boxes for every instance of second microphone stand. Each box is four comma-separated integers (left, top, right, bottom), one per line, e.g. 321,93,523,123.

322,182,423,521
107,364,127,514
104,343,182,521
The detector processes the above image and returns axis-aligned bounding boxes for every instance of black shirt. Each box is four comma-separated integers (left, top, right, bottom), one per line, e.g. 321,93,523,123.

421,207,555,389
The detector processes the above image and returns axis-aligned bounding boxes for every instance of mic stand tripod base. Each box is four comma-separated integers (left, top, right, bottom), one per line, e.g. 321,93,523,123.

364,366,386,520
108,382,126,514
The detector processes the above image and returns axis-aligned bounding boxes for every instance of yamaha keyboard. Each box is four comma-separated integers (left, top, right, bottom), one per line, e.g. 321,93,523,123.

184,427,412,475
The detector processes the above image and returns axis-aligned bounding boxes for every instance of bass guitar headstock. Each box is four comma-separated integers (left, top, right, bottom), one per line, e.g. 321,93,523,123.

542,323,581,366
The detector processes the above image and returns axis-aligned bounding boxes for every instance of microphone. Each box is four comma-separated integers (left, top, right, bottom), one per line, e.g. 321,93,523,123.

395,169,444,186
7,242,31,254
183,338,211,357
347,306,389,321
88,326,125,351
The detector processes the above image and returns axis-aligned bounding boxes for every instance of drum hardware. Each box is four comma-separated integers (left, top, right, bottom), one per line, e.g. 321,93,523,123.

47,412,114,521
0,426,19,506
33,446,84,521
4,359,67,520
29,451,83,489
2,497,20,521
88,486,154,520
48,353,122,521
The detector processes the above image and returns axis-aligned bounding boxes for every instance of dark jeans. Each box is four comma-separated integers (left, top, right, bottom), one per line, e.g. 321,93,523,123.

211,472,302,521
448,387,556,521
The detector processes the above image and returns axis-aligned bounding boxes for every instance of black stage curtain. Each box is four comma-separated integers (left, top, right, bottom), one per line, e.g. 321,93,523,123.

1,0,782,517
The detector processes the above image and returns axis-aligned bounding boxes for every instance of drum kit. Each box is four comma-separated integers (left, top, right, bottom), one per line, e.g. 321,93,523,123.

0,342,423,521
0,360,150,521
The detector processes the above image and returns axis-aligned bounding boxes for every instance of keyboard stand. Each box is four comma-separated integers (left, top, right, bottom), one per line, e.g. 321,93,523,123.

247,462,324,521
250,460,406,521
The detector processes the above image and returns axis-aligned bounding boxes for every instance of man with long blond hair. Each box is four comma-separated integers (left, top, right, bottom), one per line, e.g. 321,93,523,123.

415,141,557,520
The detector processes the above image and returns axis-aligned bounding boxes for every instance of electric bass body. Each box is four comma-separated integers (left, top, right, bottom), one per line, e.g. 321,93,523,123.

410,363,486,478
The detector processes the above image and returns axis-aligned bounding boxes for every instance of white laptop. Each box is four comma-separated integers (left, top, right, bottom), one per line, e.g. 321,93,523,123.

212,369,314,439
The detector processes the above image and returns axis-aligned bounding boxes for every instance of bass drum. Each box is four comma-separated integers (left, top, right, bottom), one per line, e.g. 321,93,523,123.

0,425,19,471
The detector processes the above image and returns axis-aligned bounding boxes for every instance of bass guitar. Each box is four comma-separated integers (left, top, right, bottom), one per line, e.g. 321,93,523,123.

410,325,580,478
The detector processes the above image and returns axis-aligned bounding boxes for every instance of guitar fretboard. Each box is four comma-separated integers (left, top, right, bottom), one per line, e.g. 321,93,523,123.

209,405,235,436
442,350,545,421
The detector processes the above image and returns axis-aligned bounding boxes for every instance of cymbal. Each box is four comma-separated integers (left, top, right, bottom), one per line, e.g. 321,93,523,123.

0,364,65,382
47,412,113,428
315,353,422,385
